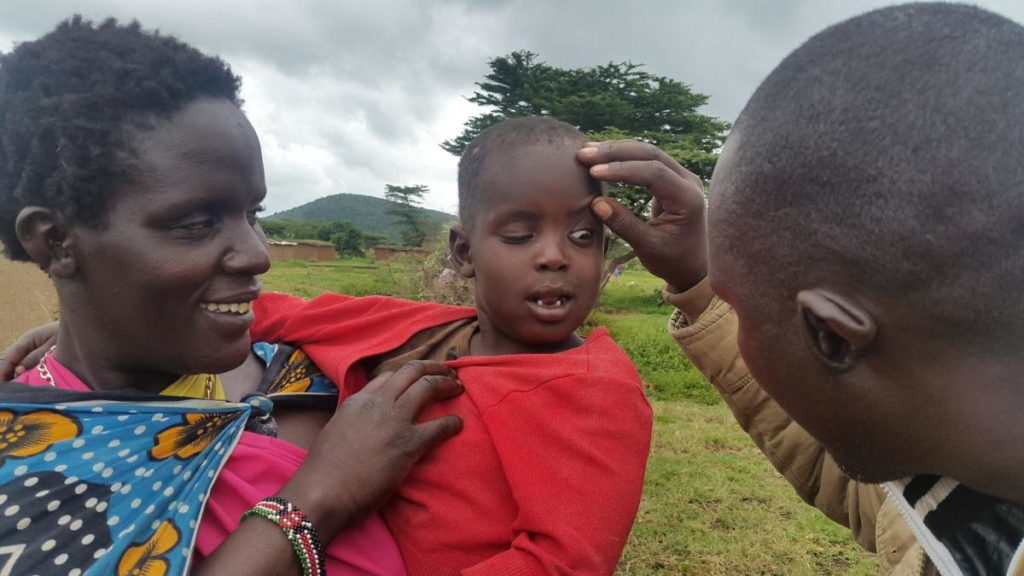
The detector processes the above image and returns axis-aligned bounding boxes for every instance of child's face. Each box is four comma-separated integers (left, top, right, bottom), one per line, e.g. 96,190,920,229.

457,143,604,354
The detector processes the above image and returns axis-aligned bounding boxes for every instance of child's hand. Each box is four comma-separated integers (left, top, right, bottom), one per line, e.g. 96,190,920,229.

578,140,707,292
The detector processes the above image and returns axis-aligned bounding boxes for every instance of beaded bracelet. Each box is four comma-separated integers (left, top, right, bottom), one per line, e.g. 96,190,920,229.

241,496,326,576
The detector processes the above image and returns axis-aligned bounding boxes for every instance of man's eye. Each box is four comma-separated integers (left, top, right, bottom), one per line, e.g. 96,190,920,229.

500,234,533,245
569,229,593,243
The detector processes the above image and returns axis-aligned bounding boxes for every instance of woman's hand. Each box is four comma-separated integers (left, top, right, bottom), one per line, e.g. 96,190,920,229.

199,360,463,575
1,321,58,380
278,360,463,538
578,140,709,292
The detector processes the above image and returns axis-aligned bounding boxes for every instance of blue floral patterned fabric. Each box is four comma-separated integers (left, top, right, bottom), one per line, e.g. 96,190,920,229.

252,341,339,395
0,384,249,576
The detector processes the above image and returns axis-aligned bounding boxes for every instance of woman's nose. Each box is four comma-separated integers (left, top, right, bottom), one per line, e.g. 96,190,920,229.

223,220,271,275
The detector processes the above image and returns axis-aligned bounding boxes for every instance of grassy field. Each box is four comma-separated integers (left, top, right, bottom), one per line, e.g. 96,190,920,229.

264,258,877,575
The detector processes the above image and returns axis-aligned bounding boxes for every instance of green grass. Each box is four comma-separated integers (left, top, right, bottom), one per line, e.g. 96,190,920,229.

261,258,424,299
263,258,877,575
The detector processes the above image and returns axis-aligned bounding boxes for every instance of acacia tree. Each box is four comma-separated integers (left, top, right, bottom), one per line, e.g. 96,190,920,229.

384,184,434,247
443,51,729,284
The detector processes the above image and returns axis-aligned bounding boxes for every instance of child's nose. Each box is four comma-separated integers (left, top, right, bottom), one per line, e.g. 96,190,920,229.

535,238,568,271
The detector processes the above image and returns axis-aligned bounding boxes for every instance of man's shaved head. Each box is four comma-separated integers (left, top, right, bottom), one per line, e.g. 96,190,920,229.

711,3,1024,352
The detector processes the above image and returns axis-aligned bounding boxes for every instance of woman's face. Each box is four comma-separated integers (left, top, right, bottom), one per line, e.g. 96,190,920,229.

64,98,270,382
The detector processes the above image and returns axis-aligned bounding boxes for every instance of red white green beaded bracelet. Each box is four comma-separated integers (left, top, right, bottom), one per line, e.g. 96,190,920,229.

241,496,326,576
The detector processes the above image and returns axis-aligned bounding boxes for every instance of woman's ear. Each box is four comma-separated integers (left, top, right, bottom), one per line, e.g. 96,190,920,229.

448,226,475,278
15,207,77,278
796,289,877,370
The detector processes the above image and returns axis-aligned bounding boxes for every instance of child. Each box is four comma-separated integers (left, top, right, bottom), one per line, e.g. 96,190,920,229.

252,117,653,575
580,4,1024,575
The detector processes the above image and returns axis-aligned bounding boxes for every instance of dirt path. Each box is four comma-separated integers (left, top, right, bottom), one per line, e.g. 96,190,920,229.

0,258,57,346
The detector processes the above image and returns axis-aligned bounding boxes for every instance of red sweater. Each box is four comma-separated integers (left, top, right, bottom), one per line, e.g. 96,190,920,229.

253,292,653,576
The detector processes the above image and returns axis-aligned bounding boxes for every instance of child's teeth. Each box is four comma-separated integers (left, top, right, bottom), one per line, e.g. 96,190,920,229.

534,298,564,307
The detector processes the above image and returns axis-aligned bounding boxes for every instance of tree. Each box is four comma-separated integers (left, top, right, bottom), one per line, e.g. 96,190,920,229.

260,218,384,258
384,184,435,247
443,51,729,284
330,225,365,258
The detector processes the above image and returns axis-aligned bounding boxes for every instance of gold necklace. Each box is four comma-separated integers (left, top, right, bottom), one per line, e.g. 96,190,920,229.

36,347,215,400
203,374,214,400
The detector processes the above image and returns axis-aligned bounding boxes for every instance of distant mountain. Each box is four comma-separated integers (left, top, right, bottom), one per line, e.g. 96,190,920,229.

266,193,456,241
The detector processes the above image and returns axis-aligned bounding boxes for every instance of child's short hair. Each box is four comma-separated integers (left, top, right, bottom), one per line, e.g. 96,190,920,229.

0,16,241,261
710,2,1024,352
457,116,589,229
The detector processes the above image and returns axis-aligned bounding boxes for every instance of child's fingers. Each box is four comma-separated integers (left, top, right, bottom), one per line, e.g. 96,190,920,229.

0,323,57,381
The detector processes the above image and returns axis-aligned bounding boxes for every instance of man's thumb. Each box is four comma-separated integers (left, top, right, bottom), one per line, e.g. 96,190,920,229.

591,197,649,248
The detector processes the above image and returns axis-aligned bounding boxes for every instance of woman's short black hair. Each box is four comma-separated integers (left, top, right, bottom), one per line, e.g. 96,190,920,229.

0,16,242,260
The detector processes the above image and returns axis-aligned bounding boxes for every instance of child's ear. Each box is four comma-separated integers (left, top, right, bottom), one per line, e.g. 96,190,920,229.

796,289,876,370
15,207,77,278
448,225,475,279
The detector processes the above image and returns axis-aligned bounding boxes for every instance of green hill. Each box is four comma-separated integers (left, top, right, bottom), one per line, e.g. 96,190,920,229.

266,193,455,241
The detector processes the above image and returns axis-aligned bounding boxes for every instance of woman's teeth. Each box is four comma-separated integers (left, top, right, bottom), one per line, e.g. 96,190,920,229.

200,302,251,314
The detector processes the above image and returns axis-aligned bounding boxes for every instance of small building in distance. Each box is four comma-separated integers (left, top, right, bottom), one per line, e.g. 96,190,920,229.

267,239,335,262
372,245,431,261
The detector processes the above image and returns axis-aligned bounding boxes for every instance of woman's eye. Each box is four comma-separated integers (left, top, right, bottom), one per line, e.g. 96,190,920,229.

173,216,221,238
500,233,533,245
569,229,594,243
247,204,266,226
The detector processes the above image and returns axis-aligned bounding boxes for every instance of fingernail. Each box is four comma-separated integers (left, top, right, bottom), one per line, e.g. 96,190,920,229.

592,198,613,220
13,366,24,376
590,164,608,176
578,146,598,157
584,141,600,146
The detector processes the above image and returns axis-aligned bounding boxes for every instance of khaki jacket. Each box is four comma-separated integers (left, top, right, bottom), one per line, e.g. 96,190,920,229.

665,279,937,576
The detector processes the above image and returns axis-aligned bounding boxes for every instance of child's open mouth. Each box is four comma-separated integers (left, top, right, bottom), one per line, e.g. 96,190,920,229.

527,291,574,322
532,295,568,307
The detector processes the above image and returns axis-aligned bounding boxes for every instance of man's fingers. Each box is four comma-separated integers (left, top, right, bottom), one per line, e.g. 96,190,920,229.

591,196,653,249
589,159,702,217
579,140,688,178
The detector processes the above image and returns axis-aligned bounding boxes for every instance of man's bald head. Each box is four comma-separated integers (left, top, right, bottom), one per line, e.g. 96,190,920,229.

711,3,1024,352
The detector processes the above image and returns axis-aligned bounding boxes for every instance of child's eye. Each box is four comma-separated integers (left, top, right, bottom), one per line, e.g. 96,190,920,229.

500,233,533,245
569,229,594,243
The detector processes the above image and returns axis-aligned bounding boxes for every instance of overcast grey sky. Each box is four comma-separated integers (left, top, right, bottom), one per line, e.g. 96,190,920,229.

1,1,1021,215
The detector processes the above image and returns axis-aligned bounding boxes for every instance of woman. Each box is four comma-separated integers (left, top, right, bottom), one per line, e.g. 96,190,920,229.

0,17,461,575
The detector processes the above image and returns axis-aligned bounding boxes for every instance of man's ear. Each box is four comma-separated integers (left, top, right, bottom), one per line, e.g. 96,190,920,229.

796,289,877,370
448,225,475,279
15,207,77,278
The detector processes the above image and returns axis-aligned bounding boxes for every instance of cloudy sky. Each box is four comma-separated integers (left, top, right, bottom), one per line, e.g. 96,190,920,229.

1,1,1021,215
